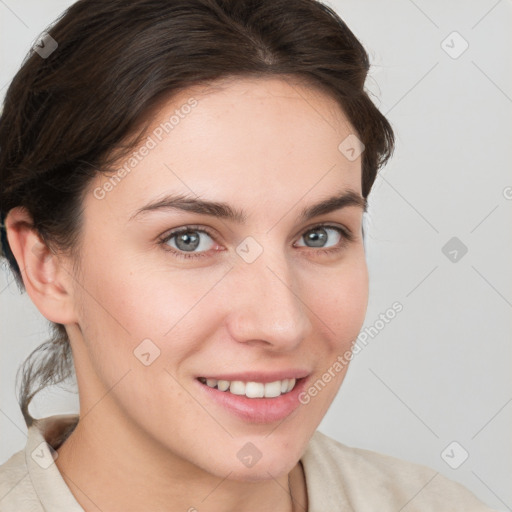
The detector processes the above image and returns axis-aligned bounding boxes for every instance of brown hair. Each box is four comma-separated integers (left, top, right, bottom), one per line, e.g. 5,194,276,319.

0,0,394,427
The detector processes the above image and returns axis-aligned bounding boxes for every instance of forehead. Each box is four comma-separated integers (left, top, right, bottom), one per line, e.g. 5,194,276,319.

171,75,353,133
85,76,362,221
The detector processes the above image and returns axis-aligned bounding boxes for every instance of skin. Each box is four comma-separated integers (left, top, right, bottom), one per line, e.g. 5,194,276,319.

6,76,368,512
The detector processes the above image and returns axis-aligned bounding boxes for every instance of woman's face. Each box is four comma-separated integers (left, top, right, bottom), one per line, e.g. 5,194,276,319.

68,76,368,480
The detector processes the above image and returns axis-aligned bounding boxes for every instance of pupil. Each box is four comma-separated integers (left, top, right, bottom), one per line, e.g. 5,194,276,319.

177,231,199,251
307,228,327,247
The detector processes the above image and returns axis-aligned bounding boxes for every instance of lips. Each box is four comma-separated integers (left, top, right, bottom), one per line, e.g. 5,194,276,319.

194,372,311,423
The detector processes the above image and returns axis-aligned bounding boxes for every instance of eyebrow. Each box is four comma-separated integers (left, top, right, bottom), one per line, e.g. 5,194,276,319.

129,189,367,223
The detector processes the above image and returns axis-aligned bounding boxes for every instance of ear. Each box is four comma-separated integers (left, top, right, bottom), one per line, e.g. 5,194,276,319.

4,206,79,325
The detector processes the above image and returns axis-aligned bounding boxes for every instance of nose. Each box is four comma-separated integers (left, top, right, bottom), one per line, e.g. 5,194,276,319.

225,252,313,352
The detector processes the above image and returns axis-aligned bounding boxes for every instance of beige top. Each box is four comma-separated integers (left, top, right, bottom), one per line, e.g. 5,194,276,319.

0,414,497,511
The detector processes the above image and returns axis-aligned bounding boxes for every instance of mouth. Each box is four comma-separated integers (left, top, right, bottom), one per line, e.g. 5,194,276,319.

195,374,310,423
197,376,299,398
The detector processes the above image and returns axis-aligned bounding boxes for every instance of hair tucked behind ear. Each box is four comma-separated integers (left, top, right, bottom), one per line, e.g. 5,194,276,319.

0,0,394,427
14,324,75,427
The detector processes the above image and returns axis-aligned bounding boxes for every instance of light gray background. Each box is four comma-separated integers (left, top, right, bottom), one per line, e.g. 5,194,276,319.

1,1,511,510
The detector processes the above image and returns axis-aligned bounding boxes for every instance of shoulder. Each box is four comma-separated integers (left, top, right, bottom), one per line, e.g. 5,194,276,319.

1,415,82,512
301,430,498,511
0,449,43,512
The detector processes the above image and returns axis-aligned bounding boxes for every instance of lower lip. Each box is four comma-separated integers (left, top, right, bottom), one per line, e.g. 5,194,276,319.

195,377,309,424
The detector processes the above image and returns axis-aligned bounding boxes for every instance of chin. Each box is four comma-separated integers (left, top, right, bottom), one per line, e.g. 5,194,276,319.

223,459,296,482
229,440,304,481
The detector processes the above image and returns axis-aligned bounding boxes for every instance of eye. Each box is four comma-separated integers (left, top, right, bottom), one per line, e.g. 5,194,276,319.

158,225,218,260
294,224,352,253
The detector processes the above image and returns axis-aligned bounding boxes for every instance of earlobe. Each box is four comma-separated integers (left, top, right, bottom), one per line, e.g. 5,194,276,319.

4,206,78,325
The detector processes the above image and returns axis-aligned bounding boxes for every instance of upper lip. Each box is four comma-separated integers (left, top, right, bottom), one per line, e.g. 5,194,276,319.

197,370,311,384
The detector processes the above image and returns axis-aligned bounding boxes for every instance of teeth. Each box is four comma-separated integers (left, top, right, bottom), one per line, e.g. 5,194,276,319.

199,377,298,398
264,381,282,398
245,382,264,398
229,381,246,395
217,379,230,391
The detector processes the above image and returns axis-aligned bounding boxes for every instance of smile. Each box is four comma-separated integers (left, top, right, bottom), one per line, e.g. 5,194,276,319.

197,377,297,398
195,370,310,423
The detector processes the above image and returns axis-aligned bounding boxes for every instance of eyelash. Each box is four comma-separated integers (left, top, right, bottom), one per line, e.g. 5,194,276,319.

157,223,354,260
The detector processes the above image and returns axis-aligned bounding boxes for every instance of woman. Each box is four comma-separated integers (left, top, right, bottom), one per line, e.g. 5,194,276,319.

0,0,497,510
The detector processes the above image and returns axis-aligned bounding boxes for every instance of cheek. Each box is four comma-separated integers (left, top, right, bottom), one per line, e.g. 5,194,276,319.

71,261,216,417
304,254,369,344
79,248,210,331
74,256,230,375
